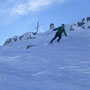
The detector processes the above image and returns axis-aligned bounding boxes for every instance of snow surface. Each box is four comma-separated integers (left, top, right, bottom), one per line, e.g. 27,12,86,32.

0,28,90,90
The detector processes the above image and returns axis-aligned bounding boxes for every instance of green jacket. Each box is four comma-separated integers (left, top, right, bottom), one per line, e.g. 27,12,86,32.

54,27,67,36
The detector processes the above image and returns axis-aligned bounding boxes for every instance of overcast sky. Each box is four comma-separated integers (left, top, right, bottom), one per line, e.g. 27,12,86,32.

0,0,90,45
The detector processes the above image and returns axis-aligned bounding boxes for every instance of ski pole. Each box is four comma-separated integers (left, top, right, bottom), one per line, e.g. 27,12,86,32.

47,30,53,37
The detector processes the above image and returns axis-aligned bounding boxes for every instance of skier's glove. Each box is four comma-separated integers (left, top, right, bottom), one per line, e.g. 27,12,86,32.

53,29,57,31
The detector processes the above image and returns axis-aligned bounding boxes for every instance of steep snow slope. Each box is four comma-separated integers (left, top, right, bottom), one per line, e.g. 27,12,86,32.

0,29,90,90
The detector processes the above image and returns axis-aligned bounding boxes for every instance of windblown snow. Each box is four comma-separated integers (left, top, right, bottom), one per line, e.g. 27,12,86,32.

0,26,90,90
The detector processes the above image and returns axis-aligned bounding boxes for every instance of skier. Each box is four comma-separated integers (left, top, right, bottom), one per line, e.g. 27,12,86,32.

50,24,67,43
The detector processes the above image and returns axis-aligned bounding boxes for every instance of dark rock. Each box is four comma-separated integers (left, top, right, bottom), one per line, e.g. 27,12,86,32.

88,26,90,28
82,26,85,29
77,22,85,26
82,18,85,22
87,17,90,22
26,45,35,49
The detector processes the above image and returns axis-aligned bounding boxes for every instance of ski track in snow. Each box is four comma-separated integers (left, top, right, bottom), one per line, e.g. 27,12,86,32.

0,29,90,90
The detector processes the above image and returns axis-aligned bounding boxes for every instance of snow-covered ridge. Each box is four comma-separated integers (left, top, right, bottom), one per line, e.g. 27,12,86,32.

3,16,90,46
70,16,90,31
4,32,36,46
3,24,55,46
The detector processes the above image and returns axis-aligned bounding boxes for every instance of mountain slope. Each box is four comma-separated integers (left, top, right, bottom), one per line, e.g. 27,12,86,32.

70,16,90,31
0,27,90,90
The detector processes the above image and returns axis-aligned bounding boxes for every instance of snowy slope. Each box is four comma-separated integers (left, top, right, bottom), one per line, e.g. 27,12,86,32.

0,27,90,90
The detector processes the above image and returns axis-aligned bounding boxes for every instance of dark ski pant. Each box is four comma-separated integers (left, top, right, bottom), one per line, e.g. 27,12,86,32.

50,33,62,43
